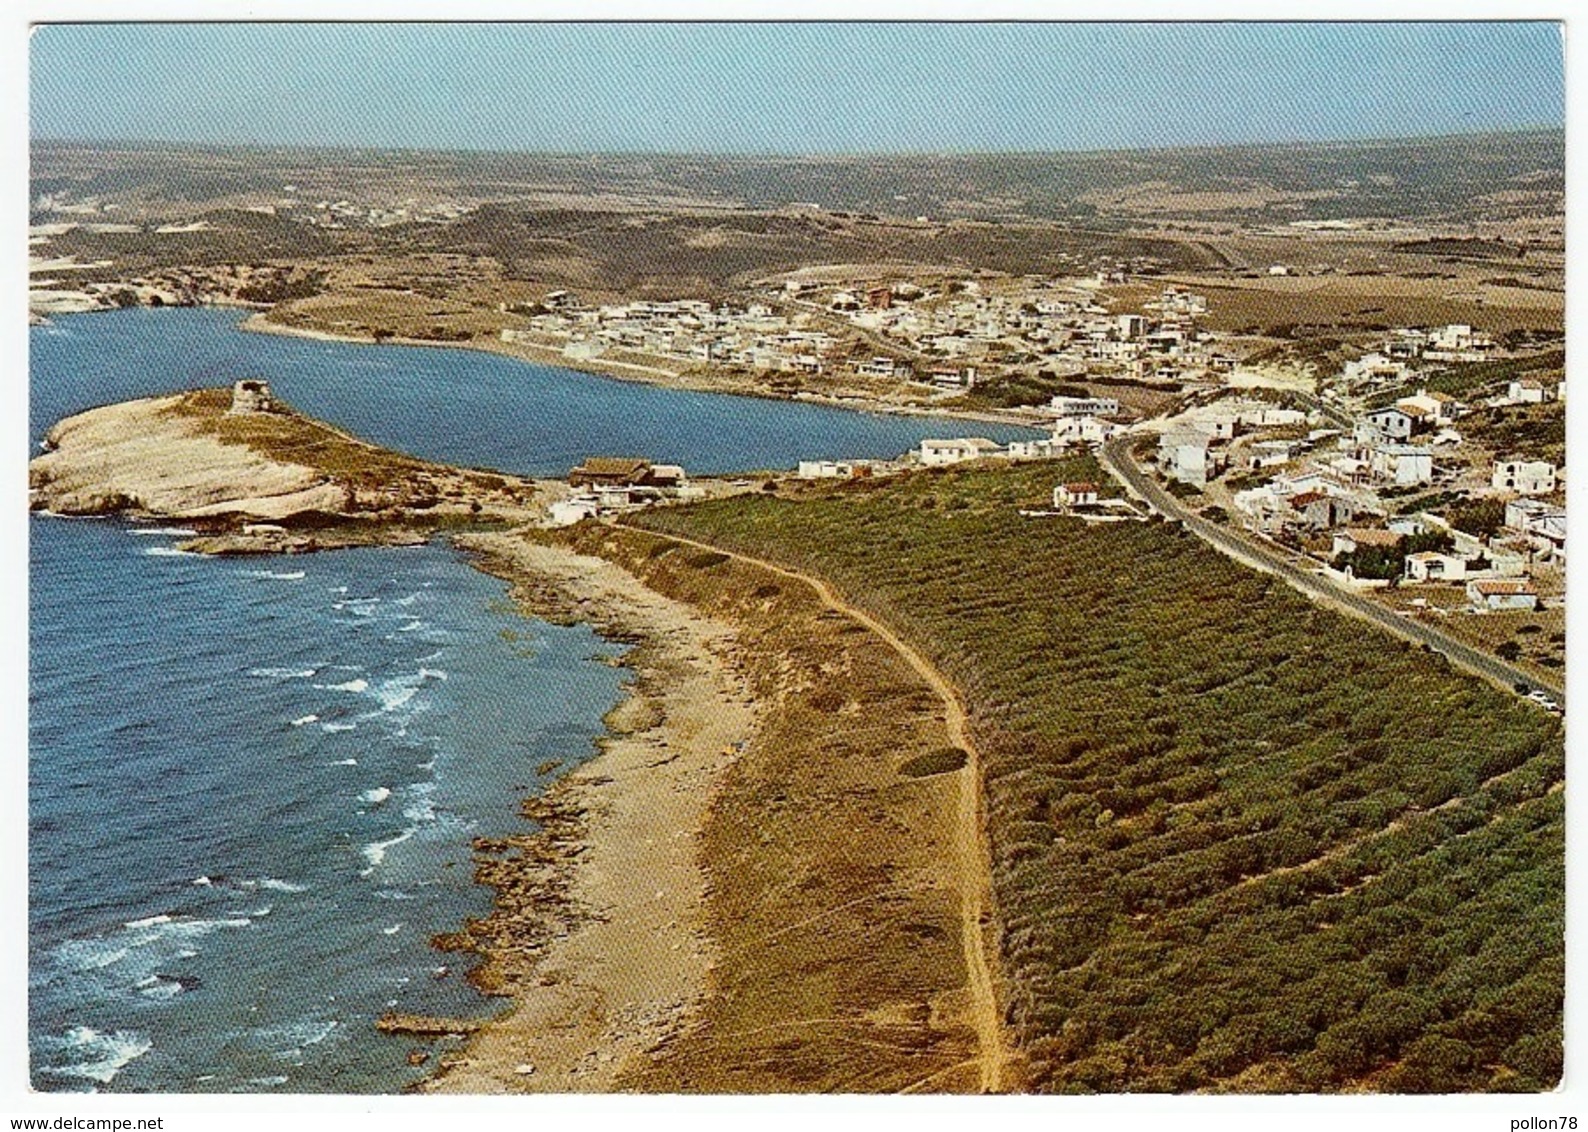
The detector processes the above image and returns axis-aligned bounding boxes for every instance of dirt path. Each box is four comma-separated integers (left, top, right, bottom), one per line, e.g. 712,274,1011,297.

615,522,1012,1093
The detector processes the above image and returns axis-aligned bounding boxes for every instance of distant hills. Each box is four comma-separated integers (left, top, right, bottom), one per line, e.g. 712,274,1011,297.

31,129,1563,227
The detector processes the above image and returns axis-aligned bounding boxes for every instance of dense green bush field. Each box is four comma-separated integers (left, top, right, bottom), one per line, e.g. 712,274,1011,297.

635,460,1563,1093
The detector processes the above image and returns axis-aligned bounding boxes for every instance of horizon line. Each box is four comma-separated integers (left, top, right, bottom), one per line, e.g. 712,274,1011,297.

28,124,1565,162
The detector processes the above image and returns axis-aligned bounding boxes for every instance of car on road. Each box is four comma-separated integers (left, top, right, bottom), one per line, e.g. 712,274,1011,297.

1527,690,1562,713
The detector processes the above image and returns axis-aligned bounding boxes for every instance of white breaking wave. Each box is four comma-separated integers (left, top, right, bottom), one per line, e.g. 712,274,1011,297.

127,527,198,537
248,667,316,679
360,829,413,874
143,546,199,557
37,1026,152,1085
320,678,368,693
401,783,436,824
289,714,319,727
321,721,356,733
126,917,251,943
332,758,358,766
135,977,184,1000
359,787,392,806
244,570,306,581
373,668,444,713
59,943,128,971
377,684,419,712
123,914,173,930
254,878,308,893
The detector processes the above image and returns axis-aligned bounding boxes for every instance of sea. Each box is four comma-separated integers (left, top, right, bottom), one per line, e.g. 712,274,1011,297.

28,307,1039,1092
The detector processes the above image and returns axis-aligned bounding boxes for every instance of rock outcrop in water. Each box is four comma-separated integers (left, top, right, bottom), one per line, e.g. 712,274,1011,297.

30,386,539,553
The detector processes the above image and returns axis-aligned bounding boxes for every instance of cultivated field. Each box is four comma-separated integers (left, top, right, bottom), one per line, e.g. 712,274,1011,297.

632,461,1564,1093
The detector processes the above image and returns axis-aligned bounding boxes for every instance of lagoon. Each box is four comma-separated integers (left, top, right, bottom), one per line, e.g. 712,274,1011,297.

30,307,1037,474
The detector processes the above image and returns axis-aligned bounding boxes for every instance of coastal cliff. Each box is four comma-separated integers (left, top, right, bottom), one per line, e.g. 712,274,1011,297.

29,386,539,553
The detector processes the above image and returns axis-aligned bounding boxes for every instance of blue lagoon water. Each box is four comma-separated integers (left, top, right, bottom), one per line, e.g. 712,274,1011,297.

29,308,1035,1092
29,307,1036,474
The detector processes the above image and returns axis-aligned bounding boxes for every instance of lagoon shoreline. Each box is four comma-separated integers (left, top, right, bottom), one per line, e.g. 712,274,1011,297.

238,311,1039,431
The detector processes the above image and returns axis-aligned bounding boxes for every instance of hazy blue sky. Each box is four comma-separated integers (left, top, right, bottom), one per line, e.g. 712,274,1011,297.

30,22,1564,153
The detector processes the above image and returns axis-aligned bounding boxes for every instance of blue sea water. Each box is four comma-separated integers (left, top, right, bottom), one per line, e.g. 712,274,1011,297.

29,520,629,1092
28,308,1034,1093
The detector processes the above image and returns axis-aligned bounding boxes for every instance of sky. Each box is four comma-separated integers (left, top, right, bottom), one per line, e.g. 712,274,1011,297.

29,22,1566,154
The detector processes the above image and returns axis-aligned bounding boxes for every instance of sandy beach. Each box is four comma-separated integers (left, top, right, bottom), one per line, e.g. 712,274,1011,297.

422,533,755,1092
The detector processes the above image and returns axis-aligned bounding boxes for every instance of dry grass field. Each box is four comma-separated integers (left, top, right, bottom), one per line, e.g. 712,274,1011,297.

521,520,1006,1093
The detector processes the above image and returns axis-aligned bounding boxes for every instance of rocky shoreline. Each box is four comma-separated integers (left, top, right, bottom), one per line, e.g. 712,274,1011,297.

28,386,542,555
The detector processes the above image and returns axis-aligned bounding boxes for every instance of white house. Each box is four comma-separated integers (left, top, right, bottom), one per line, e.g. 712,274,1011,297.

1405,551,1468,583
1341,353,1410,388
1007,437,1062,460
1504,498,1566,558
797,460,858,479
1371,444,1434,486
1396,389,1461,426
926,366,976,389
1506,380,1551,405
1466,579,1539,611
1247,439,1306,469
919,437,1004,466
1051,415,1123,447
1048,394,1121,418
1424,324,1495,362
1492,459,1557,496
1361,407,1419,442
1054,482,1100,509
548,497,601,527
1158,429,1220,487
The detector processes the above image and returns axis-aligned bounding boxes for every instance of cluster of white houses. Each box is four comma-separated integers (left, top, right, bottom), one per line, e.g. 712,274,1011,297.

503,295,842,377
810,281,1236,382
1156,398,1312,488
1135,367,1566,612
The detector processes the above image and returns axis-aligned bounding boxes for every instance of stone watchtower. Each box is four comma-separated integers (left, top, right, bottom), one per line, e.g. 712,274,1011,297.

229,379,274,415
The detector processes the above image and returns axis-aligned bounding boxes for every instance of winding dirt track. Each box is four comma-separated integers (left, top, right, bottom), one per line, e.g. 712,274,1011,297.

617,522,1011,1093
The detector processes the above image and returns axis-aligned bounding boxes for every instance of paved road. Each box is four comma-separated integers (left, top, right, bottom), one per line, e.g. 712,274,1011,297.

1100,436,1565,707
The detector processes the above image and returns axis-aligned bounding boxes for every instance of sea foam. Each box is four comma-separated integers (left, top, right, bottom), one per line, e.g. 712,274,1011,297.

37,1026,152,1085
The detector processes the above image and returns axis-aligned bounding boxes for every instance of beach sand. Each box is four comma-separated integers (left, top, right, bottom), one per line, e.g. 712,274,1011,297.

443,522,1006,1094
423,534,755,1092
